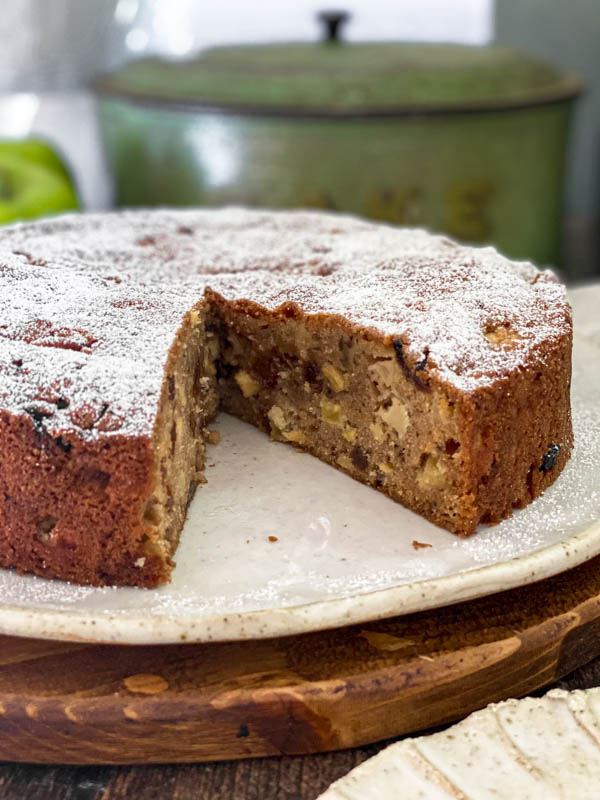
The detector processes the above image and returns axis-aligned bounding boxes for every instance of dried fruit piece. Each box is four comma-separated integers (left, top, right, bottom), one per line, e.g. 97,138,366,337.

248,353,280,388
320,397,343,427
24,405,53,436
337,454,353,470
351,445,368,471
216,358,235,380
234,369,260,398
392,339,430,392
378,397,409,438
343,426,357,442
417,453,448,489
54,436,71,453
303,360,321,387
540,444,560,472
322,363,345,392
267,405,286,430
368,358,396,393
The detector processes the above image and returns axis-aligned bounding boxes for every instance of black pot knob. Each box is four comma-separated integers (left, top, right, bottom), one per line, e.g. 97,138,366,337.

318,10,351,43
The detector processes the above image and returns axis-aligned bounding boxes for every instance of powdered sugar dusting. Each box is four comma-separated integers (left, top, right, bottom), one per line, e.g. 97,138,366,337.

0,254,199,438
0,207,570,440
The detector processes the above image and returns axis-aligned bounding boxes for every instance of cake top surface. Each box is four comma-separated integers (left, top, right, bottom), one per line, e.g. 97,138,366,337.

0,207,570,440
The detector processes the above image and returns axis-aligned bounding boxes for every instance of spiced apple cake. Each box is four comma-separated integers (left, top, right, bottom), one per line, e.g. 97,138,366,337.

0,208,573,587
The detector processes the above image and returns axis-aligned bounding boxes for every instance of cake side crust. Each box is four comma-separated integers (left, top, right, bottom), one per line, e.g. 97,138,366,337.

0,410,169,587
463,326,573,527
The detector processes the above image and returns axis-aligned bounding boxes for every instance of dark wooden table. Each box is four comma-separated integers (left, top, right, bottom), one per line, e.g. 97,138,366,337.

1,654,598,800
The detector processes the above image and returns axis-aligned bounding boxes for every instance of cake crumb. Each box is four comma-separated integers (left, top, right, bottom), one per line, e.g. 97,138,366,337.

412,540,432,550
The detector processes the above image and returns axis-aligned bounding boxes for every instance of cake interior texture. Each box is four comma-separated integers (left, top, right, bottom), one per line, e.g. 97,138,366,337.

0,209,573,587
141,306,218,576
209,292,571,538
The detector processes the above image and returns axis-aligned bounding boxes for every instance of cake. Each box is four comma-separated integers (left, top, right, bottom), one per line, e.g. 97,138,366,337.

0,208,573,587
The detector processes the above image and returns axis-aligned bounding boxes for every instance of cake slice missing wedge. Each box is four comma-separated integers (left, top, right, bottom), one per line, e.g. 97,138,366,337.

0,208,573,586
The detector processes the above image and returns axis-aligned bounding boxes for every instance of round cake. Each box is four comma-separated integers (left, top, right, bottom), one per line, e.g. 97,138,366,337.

0,208,573,586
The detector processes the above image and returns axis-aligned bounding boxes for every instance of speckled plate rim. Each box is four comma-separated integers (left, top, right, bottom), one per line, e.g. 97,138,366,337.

0,517,599,645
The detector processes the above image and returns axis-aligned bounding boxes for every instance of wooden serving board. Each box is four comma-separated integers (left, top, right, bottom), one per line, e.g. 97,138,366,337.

2,554,600,765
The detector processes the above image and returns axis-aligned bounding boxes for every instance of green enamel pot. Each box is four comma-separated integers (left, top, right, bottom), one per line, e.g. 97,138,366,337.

94,22,581,266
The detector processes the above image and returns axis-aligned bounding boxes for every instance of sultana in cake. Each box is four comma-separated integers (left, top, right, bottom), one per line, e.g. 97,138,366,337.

0,208,573,586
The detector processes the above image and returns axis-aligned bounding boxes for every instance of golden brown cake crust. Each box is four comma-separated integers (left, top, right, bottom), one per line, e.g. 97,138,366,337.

0,208,573,586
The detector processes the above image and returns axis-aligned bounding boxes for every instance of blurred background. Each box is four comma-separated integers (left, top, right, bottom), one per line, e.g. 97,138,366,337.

0,0,597,280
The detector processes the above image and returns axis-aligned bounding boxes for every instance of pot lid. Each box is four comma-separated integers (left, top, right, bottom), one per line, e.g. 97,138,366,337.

94,13,581,116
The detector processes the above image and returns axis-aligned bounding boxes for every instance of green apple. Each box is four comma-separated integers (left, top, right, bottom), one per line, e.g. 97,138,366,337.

3,138,74,183
0,139,79,224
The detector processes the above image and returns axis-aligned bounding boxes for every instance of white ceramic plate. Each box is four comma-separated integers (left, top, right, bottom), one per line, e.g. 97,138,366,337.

0,287,599,644
319,687,600,799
